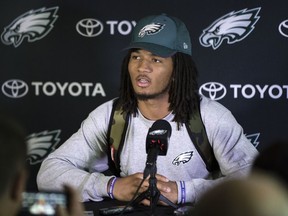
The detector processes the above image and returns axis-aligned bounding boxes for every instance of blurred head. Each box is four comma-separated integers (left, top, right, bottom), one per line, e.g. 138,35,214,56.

0,113,28,216
252,140,288,187
192,172,288,216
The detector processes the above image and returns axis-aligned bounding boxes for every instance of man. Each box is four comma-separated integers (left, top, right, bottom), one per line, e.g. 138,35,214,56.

0,113,84,216
37,14,258,205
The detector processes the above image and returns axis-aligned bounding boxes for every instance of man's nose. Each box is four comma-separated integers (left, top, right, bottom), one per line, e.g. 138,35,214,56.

138,59,152,73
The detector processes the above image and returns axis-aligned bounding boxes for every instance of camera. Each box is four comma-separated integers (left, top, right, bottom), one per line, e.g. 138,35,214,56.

21,191,67,215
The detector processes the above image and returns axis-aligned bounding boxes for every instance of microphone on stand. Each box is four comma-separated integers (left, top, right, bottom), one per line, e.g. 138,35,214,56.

143,119,172,179
131,119,178,211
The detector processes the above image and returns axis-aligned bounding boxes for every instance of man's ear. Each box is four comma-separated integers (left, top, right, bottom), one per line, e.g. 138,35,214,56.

10,169,28,201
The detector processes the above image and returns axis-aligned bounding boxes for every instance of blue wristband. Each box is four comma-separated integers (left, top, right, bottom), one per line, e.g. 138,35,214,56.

108,177,117,199
180,181,186,204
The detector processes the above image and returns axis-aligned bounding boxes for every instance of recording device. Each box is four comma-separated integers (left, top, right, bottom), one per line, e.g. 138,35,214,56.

99,205,134,215
21,191,67,215
144,119,171,178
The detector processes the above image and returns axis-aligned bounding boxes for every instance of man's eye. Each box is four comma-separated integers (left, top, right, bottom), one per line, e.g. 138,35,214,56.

131,55,140,60
153,58,161,63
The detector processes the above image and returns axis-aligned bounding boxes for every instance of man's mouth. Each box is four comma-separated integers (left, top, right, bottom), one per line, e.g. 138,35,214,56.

136,76,150,87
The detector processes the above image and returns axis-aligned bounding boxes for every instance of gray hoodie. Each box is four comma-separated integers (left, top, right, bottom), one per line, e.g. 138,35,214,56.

37,96,258,204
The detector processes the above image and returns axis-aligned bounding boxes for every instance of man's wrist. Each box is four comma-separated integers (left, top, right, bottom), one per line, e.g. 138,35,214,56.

107,176,117,199
176,181,186,204
180,181,186,204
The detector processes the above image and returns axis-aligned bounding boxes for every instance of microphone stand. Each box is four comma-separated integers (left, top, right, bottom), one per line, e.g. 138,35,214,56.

131,163,178,215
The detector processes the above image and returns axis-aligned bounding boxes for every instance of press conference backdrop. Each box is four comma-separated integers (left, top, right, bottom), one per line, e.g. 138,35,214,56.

1,0,287,190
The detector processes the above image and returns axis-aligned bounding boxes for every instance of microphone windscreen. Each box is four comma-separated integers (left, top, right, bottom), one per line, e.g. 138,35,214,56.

146,119,171,155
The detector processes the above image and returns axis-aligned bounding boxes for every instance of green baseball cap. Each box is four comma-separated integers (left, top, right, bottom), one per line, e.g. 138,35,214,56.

125,14,192,57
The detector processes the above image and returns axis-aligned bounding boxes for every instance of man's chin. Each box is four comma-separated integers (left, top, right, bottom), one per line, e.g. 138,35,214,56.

136,94,153,101
135,93,165,101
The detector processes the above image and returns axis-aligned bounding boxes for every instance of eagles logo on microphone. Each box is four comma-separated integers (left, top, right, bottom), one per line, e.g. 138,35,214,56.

149,129,167,136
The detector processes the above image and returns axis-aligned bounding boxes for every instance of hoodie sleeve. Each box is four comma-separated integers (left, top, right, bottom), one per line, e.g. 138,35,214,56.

37,100,115,202
177,97,258,204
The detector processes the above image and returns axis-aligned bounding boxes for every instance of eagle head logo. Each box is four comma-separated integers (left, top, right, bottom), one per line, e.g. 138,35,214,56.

1,7,59,48
149,129,167,136
172,151,193,166
199,7,261,49
26,130,61,165
138,23,165,38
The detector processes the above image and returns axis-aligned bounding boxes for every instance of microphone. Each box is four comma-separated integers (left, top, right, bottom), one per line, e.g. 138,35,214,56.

143,119,172,178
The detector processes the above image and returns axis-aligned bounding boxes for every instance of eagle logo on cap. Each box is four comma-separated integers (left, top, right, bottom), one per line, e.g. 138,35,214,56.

138,23,165,38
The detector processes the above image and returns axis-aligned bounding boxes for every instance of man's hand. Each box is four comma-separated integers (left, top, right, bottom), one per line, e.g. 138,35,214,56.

140,176,178,206
112,173,178,206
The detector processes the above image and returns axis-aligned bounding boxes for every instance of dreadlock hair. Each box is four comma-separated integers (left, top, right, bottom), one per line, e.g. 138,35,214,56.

118,49,200,129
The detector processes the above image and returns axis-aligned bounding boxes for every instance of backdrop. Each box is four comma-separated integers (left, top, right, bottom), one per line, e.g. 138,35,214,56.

1,0,287,190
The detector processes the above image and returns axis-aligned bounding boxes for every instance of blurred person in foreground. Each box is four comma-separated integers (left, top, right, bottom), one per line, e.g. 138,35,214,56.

191,172,288,216
252,140,288,187
0,113,84,216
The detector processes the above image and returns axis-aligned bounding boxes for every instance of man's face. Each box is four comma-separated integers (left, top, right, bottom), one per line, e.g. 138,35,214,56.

128,49,174,100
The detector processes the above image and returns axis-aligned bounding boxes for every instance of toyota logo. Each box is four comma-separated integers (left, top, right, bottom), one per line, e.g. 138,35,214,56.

279,20,288,38
2,79,29,98
76,18,104,37
199,82,227,100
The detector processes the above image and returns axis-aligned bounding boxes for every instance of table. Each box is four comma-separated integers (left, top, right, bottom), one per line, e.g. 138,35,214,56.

84,199,179,216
